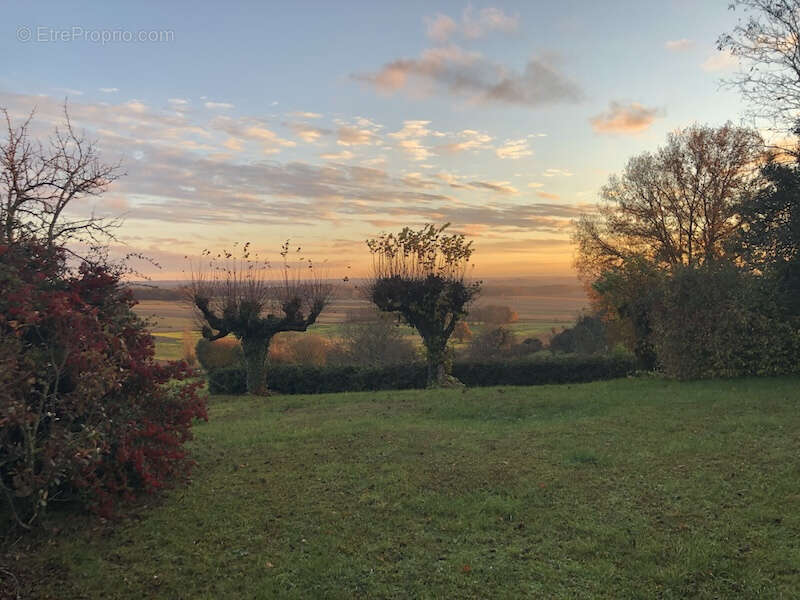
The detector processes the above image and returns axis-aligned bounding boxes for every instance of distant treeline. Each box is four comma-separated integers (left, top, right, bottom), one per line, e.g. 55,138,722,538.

127,286,185,301
127,282,586,302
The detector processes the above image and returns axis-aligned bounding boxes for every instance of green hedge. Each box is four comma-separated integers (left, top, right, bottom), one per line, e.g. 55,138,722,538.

207,354,637,395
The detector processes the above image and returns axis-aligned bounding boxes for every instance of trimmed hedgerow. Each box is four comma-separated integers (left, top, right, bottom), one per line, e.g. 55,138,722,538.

207,354,636,395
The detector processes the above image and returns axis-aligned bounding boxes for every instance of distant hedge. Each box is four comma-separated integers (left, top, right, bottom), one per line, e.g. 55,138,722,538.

207,354,637,395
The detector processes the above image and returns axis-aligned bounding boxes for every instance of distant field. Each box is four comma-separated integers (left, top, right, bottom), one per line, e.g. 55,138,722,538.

20,376,800,599
135,290,588,361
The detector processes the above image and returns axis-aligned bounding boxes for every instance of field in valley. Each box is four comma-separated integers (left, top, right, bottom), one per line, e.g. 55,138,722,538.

133,281,590,361
17,377,800,599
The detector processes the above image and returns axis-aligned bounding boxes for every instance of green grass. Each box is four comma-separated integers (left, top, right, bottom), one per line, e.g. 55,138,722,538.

20,377,800,599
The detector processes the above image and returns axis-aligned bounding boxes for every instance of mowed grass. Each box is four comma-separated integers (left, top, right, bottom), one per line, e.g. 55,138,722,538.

20,377,800,599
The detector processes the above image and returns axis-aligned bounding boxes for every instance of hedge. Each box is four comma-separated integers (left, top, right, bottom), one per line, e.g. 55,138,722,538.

207,354,637,395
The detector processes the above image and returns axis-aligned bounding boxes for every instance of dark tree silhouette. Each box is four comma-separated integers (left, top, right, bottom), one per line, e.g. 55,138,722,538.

1,106,122,248
365,224,480,387
189,242,333,395
736,160,800,316
719,0,800,138
574,123,763,279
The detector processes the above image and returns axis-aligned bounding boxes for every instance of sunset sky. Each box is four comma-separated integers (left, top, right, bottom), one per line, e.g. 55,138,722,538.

1,1,749,279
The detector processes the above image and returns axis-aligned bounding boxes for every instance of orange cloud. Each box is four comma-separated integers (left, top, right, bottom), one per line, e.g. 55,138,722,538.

590,101,662,134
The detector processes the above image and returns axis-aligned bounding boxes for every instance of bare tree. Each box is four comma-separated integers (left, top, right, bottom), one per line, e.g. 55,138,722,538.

365,224,480,387
575,123,764,279
718,0,800,136
0,105,122,248
189,242,333,395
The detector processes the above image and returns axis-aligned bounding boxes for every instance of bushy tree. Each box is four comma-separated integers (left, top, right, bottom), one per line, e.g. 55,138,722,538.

365,224,480,387
467,326,517,361
0,108,206,531
189,242,333,395
590,257,665,369
0,243,206,528
332,312,418,367
651,263,800,378
549,314,609,355
735,161,800,316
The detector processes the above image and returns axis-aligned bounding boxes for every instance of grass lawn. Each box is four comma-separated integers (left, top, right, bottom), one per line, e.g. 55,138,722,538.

15,377,800,599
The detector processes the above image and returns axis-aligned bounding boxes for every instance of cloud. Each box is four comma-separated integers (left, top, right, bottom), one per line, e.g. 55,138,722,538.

204,101,234,110
168,98,190,106
288,111,323,119
496,138,532,159
389,120,430,140
396,139,432,161
536,191,560,200
590,101,663,134
466,180,517,194
211,116,296,151
223,137,244,152
388,121,432,160
437,129,492,153
0,90,591,262
337,126,376,146
542,168,572,177
353,47,583,108
99,87,119,93
286,122,331,143
665,39,693,51
320,149,354,161
701,50,738,72
425,7,519,42
528,182,544,188
426,14,458,43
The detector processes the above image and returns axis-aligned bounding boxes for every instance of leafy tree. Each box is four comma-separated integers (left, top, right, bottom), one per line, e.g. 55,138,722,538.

549,314,609,355
468,304,518,325
735,161,800,316
0,107,205,532
189,242,333,395
719,0,800,137
365,224,480,387
467,326,516,361
651,263,800,378
333,312,418,367
575,123,763,278
590,257,665,369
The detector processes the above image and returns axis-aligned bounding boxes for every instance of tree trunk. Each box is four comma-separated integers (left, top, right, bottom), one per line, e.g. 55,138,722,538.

423,337,461,388
241,336,271,395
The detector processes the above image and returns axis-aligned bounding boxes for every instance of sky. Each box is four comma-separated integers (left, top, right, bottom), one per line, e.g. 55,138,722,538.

0,0,750,279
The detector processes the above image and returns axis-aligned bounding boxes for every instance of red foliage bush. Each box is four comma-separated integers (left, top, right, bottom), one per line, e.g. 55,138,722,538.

0,243,207,527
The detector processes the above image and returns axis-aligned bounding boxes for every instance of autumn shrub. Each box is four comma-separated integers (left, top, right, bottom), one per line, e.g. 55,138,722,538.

267,333,332,366
0,242,207,529
651,264,800,378
467,326,518,360
549,314,609,355
195,337,243,371
468,304,518,325
330,314,418,367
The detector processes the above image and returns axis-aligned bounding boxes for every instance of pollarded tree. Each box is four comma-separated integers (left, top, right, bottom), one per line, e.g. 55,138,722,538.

189,242,333,395
365,223,480,387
